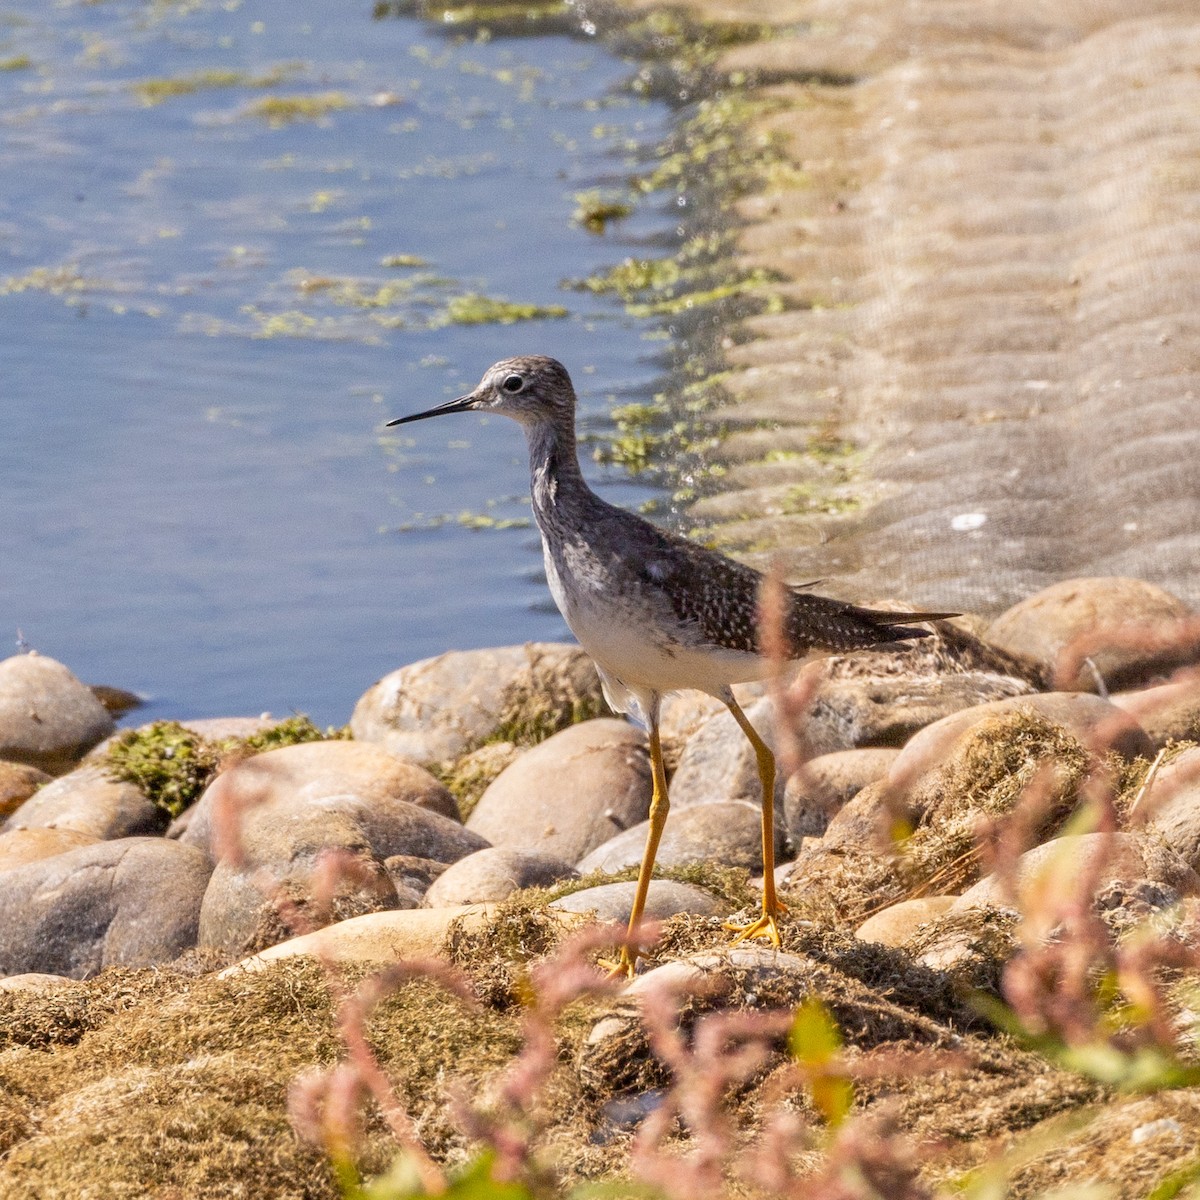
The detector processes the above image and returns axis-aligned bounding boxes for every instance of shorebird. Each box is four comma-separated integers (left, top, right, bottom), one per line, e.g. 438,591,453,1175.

389,355,953,975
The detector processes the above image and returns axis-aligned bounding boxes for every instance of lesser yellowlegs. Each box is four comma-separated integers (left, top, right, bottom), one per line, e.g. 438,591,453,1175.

389,355,954,974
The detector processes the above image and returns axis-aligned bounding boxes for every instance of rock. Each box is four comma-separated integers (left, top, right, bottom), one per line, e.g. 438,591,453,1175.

985,577,1195,692
1139,746,1200,871
423,847,577,907
383,854,448,900
908,907,1021,993
819,779,902,851
350,642,604,766
180,740,459,856
88,684,143,717
179,715,293,741
0,654,115,774
658,690,736,772
804,671,1036,756
550,880,724,924
189,743,488,957
466,719,651,864
577,799,782,875
0,761,51,819
669,697,785,817
0,827,97,872
438,741,522,823
889,693,1153,789
216,903,554,975
952,833,1200,913
784,748,900,839
3,765,160,840
0,972,74,993
854,896,956,947
0,837,213,978
1111,681,1200,751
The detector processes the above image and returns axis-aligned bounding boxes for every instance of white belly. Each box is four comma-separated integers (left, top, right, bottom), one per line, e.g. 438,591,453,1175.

541,539,765,704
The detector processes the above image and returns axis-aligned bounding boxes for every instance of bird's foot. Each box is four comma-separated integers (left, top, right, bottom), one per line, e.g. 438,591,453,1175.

724,907,784,949
597,945,642,981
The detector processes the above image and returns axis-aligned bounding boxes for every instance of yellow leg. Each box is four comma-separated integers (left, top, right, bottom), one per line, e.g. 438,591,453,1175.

722,694,786,947
609,718,670,978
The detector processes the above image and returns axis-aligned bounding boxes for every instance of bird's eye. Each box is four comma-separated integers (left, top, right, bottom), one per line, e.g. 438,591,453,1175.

501,373,525,394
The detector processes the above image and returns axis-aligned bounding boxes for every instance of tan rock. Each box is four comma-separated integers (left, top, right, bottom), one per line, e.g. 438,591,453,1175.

0,761,51,820
1111,681,1200,751
217,904,585,975
985,577,1194,693
550,880,724,924
784,747,900,839
350,642,604,766
0,654,115,774
854,896,956,946
0,827,97,872
0,972,74,994
467,719,651,864
3,765,159,840
181,739,459,855
669,696,784,815
952,832,1200,913
889,693,1152,790
186,742,486,957
423,847,577,907
577,799,782,875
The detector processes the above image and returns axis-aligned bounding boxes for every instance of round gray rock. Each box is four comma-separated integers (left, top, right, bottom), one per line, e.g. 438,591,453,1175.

423,847,577,907
0,837,213,978
669,697,785,818
550,880,724,924
467,719,652,864
192,745,488,957
350,642,604,766
0,654,115,774
783,747,900,839
180,740,458,856
3,764,160,840
985,577,1194,692
577,799,782,875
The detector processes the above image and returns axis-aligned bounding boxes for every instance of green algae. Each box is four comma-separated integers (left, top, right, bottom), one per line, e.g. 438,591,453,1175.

572,189,632,234
434,292,567,326
246,91,353,126
380,254,429,269
0,54,31,71
132,65,295,105
0,265,97,296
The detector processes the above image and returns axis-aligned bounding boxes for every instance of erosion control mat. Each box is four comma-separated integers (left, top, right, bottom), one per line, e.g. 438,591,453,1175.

685,0,1200,615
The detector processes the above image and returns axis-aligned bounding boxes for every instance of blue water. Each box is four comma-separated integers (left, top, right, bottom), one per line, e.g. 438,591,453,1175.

0,0,677,725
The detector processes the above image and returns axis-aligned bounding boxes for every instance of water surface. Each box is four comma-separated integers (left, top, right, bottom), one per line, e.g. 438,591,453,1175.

0,0,676,724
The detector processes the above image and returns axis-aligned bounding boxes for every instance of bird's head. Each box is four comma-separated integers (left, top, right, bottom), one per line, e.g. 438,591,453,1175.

387,355,577,430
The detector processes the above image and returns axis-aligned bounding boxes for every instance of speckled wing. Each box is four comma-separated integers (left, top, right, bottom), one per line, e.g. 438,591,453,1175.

626,525,950,658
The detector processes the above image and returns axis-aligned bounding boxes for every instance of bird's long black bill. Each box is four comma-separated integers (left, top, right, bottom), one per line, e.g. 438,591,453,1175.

386,393,476,426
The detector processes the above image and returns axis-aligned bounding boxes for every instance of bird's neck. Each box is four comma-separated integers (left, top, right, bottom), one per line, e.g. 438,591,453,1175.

524,417,588,521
